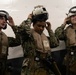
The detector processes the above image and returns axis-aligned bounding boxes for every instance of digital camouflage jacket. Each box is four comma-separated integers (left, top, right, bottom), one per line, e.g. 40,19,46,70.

0,28,21,58
55,24,76,74
0,28,21,75
12,18,59,57
11,19,60,75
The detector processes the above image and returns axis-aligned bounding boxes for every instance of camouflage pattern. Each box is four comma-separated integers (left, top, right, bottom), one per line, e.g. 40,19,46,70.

12,18,59,75
55,25,76,75
0,28,21,75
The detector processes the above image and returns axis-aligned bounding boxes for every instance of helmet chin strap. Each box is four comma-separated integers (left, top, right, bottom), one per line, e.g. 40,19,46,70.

0,24,7,29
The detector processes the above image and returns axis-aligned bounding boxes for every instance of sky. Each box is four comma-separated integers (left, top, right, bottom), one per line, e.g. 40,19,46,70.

0,0,76,59
1,0,76,36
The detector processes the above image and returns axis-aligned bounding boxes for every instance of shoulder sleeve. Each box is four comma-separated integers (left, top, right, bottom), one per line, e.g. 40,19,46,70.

48,29,59,48
55,25,66,40
8,37,21,47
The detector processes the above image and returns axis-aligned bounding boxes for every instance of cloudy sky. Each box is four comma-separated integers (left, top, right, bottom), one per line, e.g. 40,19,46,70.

0,0,76,59
1,0,76,36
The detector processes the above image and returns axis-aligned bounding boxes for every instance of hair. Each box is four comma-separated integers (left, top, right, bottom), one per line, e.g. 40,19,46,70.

32,13,48,23
32,19,45,26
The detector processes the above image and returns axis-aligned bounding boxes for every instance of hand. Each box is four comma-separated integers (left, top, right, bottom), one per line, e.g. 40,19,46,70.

46,22,51,31
63,17,70,25
7,16,15,27
28,14,32,19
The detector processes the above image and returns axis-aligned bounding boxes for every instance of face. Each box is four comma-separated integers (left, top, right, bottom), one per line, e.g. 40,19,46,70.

33,21,46,34
70,15,76,25
0,16,7,29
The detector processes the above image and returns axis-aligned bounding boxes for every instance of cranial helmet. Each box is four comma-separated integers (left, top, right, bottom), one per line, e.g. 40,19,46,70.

67,6,76,17
32,5,48,22
0,10,9,29
0,10,9,20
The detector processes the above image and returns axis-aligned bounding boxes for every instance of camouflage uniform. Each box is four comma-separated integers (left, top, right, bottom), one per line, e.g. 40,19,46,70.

12,19,60,75
55,25,76,75
0,28,21,75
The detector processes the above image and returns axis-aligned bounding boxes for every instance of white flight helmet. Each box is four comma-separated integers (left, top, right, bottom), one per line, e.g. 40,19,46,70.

32,5,48,21
0,10,9,20
0,10,9,29
67,6,76,17
32,5,48,16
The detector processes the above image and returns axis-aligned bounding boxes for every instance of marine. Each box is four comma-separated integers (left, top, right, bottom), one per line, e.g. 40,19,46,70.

55,6,76,75
12,5,60,75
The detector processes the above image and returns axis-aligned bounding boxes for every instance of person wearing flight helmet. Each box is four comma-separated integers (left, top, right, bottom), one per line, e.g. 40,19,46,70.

55,6,76,75
12,5,59,75
0,10,21,75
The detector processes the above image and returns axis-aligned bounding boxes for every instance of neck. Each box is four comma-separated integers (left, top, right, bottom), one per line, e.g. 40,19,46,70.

72,25,76,30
